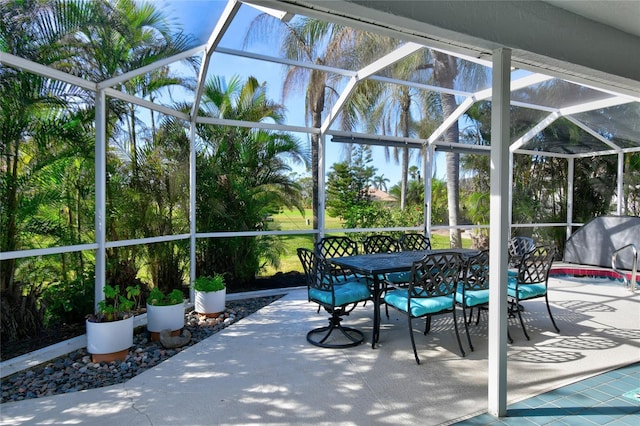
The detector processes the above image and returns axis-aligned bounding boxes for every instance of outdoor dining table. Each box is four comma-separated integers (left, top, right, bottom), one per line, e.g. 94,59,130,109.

330,248,480,348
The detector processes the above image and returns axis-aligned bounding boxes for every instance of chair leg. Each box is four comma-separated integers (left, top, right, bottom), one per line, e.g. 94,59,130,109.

475,307,482,325
515,299,530,340
408,316,420,364
462,305,474,352
306,310,365,349
452,307,466,357
545,294,560,333
466,307,474,324
424,316,432,334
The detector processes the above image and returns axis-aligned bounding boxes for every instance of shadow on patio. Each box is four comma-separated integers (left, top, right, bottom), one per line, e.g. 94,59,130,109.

1,276,638,425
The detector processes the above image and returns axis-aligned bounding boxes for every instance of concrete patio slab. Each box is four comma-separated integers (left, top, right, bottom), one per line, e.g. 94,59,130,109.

1,276,638,425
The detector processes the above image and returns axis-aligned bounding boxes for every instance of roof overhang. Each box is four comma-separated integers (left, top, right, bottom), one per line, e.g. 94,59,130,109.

274,0,640,98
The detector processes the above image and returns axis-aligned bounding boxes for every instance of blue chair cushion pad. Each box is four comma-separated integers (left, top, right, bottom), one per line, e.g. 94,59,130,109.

507,277,547,300
309,279,371,306
384,290,453,317
455,288,489,307
386,271,411,284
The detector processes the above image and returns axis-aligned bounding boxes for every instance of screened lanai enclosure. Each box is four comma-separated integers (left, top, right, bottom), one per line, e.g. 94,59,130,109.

1,0,639,417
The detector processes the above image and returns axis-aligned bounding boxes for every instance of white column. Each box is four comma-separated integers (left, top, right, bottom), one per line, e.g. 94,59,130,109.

189,122,197,303
94,89,106,312
508,152,513,232
424,144,433,236
617,152,624,215
318,133,326,240
567,157,574,240
488,47,511,418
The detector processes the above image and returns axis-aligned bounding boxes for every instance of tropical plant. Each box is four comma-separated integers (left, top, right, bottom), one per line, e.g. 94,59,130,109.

371,174,390,192
42,272,96,326
88,284,141,322
194,274,226,293
0,0,100,341
348,38,432,210
192,75,308,288
429,51,489,247
246,16,363,243
0,0,196,341
147,287,184,306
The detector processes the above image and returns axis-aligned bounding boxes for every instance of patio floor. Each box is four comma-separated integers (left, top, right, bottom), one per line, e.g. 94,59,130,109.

0,275,638,425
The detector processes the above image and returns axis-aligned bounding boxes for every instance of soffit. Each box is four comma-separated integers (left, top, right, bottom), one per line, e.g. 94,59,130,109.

280,0,640,98
543,0,640,38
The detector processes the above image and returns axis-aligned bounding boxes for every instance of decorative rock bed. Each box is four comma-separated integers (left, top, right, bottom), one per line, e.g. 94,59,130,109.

1,295,282,403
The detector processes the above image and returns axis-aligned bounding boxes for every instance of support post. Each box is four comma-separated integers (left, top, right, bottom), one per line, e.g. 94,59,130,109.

318,133,326,240
567,157,574,240
508,151,514,234
94,89,106,312
424,144,433,236
488,47,511,418
617,152,624,215
189,122,197,303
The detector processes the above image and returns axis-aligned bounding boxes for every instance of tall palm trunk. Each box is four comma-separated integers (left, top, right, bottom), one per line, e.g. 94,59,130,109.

399,88,411,210
310,69,325,244
433,51,462,247
442,95,461,248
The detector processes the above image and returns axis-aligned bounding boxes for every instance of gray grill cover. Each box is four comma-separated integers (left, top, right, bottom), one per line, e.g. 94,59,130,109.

564,216,639,270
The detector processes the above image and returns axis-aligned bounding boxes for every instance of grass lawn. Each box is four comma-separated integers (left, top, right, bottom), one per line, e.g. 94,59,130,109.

260,209,471,276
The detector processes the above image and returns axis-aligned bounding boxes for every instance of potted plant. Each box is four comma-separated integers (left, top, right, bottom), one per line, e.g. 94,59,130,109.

146,288,185,341
194,274,226,317
86,284,141,363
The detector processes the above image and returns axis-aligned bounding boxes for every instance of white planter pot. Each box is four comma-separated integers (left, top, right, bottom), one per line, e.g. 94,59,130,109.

86,315,134,355
194,288,226,315
146,302,185,333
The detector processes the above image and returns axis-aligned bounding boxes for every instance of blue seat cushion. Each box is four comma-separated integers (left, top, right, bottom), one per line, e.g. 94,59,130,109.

455,288,489,307
309,279,371,306
507,277,547,300
384,290,452,317
333,273,360,284
386,271,411,284
508,270,518,278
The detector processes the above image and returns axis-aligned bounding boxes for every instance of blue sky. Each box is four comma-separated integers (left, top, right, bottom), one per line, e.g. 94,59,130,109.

159,0,444,187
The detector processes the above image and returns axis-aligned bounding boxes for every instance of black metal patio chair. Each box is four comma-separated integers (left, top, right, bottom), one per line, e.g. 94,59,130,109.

297,248,372,348
455,250,490,351
363,234,409,283
316,236,359,280
363,234,410,317
507,245,559,340
384,251,466,364
508,236,535,268
399,233,432,251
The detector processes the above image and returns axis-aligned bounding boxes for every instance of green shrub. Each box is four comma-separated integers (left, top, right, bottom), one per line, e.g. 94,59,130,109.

147,288,184,306
89,284,141,322
43,276,95,326
194,274,226,292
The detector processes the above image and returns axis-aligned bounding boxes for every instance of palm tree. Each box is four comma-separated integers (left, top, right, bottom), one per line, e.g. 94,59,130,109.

246,17,360,243
0,0,102,339
431,51,489,247
192,76,309,288
371,174,390,192
75,0,196,288
345,37,426,211
0,0,197,339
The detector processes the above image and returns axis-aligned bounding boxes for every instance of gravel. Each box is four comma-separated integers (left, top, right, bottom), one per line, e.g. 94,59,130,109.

1,295,283,404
